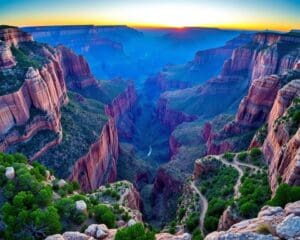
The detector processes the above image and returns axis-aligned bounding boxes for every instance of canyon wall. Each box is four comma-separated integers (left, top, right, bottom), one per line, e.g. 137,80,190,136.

70,118,119,191
157,98,197,131
105,82,137,120
57,45,98,89
70,83,137,191
0,27,68,155
0,27,137,192
202,32,300,154
263,79,300,192
146,33,253,92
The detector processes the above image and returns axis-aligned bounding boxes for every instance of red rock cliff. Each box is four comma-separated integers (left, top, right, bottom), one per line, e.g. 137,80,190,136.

0,55,68,154
157,97,197,131
104,82,137,120
57,45,98,89
203,32,300,154
263,79,300,192
70,118,119,191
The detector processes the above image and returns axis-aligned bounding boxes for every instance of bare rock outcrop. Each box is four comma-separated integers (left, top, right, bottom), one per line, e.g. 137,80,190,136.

0,40,16,69
70,119,118,191
205,201,300,240
263,80,300,191
57,45,97,89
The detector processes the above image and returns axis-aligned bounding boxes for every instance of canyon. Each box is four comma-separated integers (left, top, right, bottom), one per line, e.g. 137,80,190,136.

1,24,300,240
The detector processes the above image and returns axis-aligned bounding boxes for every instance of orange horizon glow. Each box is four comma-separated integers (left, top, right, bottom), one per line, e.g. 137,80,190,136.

1,0,299,32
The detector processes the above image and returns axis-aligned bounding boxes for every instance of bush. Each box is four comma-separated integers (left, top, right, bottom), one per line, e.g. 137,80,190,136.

268,183,300,207
94,204,116,228
192,229,203,240
223,152,234,162
204,216,219,232
186,212,199,233
240,201,258,218
256,223,275,235
178,207,186,221
115,223,155,240
250,148,262,159
237,152,248,161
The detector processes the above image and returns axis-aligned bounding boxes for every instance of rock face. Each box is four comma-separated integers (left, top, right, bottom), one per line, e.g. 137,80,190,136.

0,27,135,193
157,97,197,131
104,82,137,120
0,26,32,46
263,79,300,191
146,33,252,92
70,119,119,191
151,167,184,226
202,32,300,155
0,56,68,155
57,45,97,89
69,82,136,191
0,41,16,69
205,201,300,240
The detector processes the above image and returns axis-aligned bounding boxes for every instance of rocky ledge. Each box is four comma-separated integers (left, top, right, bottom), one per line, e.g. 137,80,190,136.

205,201,300,240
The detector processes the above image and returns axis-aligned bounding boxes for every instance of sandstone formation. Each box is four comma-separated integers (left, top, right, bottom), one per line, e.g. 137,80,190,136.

205,201,300,240
0,26,32,46
263,80,300,191
0,33,68,155
157,97,197,131
70,119,119,191
0,27,136,194
146,33,252,92
0,40,16,69
104,82,137,120
57,45,98,89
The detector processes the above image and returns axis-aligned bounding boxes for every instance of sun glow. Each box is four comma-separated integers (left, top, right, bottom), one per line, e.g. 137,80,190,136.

0,0,299,31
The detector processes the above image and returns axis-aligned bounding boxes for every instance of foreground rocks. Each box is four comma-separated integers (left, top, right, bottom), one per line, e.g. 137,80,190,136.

205,201,300,240
46,223,192,240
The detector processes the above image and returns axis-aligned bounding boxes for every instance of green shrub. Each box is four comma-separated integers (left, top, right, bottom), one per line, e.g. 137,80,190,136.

292,110,300,125
94,204,116,228
250,148,262,159
223,152,234,162
178,207,186,221
237,152,248,161
268,183,300,207
204,216,219,232
240,201,258,218
186,212,199,233
192,229,203,240
115,223,155,240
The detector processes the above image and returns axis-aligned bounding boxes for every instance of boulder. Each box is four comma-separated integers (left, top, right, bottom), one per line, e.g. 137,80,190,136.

117,220,126,227
5,167,15,179
258,206,284,218
284,200,300,216
75,200,87,212
155,232,192,240
276,214,300,239
62,231,94,240
205,232,278,240
57,179,67,188
84,224,108,239
127,219,137,226
45,234,65,240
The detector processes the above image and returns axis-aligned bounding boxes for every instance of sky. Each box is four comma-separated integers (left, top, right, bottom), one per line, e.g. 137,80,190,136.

0,0,299,31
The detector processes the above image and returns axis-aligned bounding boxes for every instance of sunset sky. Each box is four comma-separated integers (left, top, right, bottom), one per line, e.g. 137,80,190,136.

1,0,299,31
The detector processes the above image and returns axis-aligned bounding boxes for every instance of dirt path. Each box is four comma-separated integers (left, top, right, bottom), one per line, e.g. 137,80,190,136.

191,180,208,235
191,154,259,234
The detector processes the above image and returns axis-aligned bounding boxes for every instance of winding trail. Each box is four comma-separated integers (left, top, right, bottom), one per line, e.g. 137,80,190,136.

191,180,208,234
191,155,259,234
